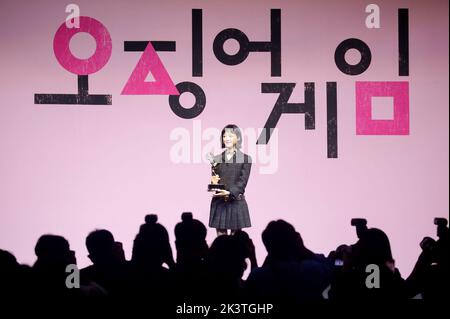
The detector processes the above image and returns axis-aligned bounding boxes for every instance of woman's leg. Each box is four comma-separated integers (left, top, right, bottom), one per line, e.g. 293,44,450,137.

230,229,241,235
216,228,228,236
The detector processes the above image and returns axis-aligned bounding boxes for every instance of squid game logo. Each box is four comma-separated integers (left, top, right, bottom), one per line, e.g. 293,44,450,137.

35,4,410,159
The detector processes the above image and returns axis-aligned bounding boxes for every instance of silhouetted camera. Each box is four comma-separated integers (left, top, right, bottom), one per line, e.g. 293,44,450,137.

434,218,447,227
330,244,351,267
351,218,368,239
434,218,448,239
419,218,448,263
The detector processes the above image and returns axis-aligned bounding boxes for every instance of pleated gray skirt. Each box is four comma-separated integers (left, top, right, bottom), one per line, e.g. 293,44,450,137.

209,197,251,230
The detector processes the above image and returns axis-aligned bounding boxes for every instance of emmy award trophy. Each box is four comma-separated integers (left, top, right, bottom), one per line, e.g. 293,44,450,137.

206,152,225,192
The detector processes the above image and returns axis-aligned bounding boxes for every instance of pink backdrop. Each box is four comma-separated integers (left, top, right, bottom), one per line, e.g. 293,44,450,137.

0,0,448,277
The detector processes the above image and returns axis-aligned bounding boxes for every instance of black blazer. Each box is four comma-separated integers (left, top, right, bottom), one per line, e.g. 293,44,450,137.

212,149,252,200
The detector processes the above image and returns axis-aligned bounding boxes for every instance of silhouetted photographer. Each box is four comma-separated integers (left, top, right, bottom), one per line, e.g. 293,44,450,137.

406,218,449,300
329,218,407,300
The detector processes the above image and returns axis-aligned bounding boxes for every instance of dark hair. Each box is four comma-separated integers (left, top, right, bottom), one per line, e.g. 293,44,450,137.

221,124,242,149
35,235,70,258
174,212,208,264
33,234,75,269
85,229,115,258
131,214,173,267
353,228,394,266
262,220,314,263
175,212,207,243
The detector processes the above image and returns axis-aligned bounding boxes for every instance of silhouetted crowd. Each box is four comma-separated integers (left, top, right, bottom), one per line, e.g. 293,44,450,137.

0,213,448,315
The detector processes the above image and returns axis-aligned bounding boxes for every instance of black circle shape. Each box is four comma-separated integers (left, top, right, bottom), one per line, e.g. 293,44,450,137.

213,28,250,65
169,82,206,119
334,38,372,75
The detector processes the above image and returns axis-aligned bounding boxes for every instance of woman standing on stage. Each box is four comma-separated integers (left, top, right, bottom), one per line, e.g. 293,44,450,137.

209,124,252,236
